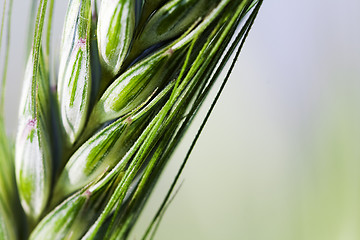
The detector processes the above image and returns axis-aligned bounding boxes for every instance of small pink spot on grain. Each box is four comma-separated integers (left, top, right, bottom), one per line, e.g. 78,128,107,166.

166,48,174,56
27,118,37,128
125,116,133,124
84,189,92,199
77,38,87,50
22,118,37,140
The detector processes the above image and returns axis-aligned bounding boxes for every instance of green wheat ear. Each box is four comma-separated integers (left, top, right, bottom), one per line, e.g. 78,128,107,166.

0,0,262,238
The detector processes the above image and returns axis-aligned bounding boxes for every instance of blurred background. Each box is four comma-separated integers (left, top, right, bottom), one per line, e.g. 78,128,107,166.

3,0,360,239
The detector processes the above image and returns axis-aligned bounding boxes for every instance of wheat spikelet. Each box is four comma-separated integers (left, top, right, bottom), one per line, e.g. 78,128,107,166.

0,0,262,238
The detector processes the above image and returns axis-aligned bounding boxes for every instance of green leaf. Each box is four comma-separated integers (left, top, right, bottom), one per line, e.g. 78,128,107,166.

0,0,15,209
0,198,16,240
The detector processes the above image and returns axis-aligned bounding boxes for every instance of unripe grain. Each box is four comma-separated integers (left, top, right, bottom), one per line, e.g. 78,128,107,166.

86,46,181,135
29,191,90,240
54,82,174,202
31,174,123,240
15,49,52,224
58,0,92,145
97,0,135,78
132,0,219,56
